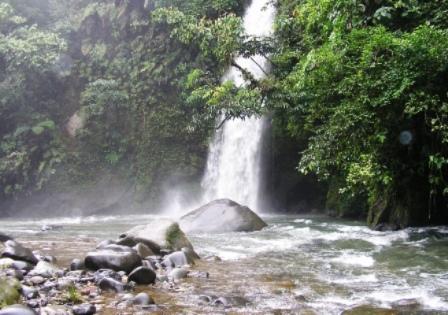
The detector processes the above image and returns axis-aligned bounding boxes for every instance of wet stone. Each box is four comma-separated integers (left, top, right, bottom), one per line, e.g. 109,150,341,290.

72,303,96,315
213,296,250,307
132,292,154,305
128,266,156,285
29,276,46,285
70,259,85,271
97,277,127,293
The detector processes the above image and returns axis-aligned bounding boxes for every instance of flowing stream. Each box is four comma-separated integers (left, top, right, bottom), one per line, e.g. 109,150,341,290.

2,214,448,314
201,0,276,211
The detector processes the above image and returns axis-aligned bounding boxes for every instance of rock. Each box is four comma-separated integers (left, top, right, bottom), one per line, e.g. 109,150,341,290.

213,296,250,307
21,285,39,299
132,292,154,305
70,259,85,271
122,218,195,253
168,267,189,280
97,277,127,293
391,298,421,311
179,199,267,233
0,232,13,243
0,278,21,307
0,304,37,315
29,261,63,277
57,279,74,290
96,240,115,249
6,269,23,281
93,269,122,283
162,251,192,269
133,243,154,258
189,271,209,278
374,223,400,232
0,258,33,271
29,276,46,285
128,266,156,285
72,304,96,315
84,247,141,273
1,241,38,264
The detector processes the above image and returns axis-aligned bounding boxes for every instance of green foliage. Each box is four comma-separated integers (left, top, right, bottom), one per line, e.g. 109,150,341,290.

267,0,448,225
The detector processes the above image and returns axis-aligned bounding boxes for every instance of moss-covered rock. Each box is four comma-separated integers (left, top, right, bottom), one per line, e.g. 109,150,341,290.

0,277,21,307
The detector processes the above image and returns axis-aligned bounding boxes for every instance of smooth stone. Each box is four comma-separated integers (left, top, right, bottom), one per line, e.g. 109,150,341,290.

133,243,154,258
70,259,85,271
94,269,122,283
96,240,115,249
84,248,141,273
72,304,96,315
0,304,37,315
29,276,46,285
122,218,195,253
2,241,38,264
21,285,39,299
180,199,267,233
97,277,126,293
162,251,192,269
168,267,189,280
29,261,63,277
128,266,156,285
132,292,154,305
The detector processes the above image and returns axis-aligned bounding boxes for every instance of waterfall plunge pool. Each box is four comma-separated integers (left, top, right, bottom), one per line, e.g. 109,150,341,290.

1,214,448,314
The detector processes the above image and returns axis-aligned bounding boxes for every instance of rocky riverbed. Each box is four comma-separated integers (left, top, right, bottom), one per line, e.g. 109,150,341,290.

1,211,448,314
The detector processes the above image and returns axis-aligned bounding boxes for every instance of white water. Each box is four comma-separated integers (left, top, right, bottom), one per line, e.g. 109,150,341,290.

201,0,276,211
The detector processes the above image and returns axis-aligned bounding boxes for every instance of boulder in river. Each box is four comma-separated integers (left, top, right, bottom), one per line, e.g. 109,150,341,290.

1,241,38,264
122,218,196,253
28,261,63,278
128,266,156,285
179,199,267,233
84,246,141,273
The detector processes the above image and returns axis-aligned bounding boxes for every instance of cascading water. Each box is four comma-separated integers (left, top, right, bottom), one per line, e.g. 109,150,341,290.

201,0,276,211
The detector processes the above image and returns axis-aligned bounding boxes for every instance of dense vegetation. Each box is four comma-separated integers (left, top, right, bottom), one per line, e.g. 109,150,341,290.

0,0,447,227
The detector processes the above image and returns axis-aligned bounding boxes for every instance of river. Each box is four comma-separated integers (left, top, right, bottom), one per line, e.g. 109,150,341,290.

2,214,448,314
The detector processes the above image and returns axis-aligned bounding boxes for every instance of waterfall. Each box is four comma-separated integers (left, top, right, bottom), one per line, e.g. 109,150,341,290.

201,0,276,211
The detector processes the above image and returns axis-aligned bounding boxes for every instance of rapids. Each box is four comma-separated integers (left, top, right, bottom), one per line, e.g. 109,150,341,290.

2,214,448,314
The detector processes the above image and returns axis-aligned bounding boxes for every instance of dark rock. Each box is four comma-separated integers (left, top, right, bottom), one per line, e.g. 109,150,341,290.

0,304,37,315
85,247,141,273
2,241,38,264
213,296,250,307
97,277,127,293
0,232,13,243
180,199,267,233
374,223,400,232
72,303,96,315
132,292,154,305
70,258,85,271
115,236,138,248
128,266,156,285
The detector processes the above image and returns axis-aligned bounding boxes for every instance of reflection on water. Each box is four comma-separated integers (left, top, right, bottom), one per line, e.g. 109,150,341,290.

1,214,448,314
